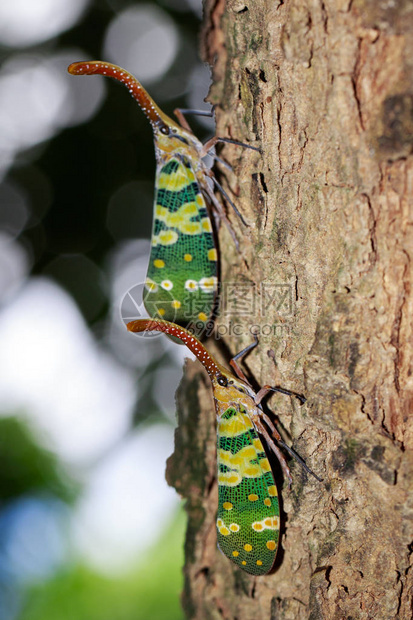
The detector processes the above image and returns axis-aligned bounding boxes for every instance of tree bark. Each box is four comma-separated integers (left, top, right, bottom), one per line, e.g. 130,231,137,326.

167,1,413,618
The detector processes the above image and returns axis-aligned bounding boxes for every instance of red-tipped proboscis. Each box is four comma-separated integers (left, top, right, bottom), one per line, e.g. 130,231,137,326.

127,319,222,378
67,61,173,127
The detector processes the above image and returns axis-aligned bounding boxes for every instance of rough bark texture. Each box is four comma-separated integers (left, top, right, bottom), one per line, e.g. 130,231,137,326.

166,1,413,618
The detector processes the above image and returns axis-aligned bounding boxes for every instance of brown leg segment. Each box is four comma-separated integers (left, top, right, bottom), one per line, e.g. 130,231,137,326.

253,415,293,487
229,336,259,384
255,385,306,406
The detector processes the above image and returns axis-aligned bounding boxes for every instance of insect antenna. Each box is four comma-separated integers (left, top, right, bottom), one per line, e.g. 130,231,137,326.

212,137,261,152
211,176,248,226
256,385,306,406
174,108,214,117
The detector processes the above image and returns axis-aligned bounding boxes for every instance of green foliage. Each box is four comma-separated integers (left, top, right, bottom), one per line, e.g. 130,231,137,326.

0,417,78,504
18,508,186,620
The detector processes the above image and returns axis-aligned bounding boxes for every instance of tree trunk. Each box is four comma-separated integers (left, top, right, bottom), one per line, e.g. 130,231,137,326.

167,1,413,618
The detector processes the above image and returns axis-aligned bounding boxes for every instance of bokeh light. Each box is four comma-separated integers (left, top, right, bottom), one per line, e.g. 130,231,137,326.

72,424,178,573
0,51,105,178
103,5,179,83
0,0,90,48
0,234,29,304
0,278,136,466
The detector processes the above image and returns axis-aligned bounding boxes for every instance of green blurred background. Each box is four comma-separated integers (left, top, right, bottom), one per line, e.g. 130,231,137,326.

0,1,214,618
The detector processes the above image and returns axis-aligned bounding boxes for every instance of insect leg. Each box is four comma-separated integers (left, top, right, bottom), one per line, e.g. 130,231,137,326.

202,136,260,155
174,108,214,117
202,134,257,229
261,412,322,483
173,108,214,132
253,415,293,487
202,183,240,250
255,385,306,406
212,155,233,171
229,334,259,382
211,176,248,226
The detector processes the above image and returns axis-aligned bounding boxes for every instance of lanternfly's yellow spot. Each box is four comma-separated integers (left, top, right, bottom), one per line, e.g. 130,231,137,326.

264,498,272,507
232,551,239,557
198,312,208,322
260,458,271,473
196,194,204,207
236,446,256,460
218,471,242,486
244,544,252,552
264,517,280,529
155,204,168,218
208,248,217,261
159,230,178,245
151,231,178,248
172,300,181,309
218,412,254,437
156,202,207,236
268,485,278,497
217,516,240,537
266,540,277,551
248,494,259,502
199,276,218,292
242,560,247,566
144,278,158,292
184,254,192,262
223,502,233,511
218,445,268,485
157,165,194,191
185,280,198,291
181,221,202,235
158,167,196,190
256,560,263,566
252,516,280,531
157,308,166,316
201,218,213,232
175,202,198,220
167,213,184,227
153,259,165,269
161,280,173,290
218,447,262,478
244,465,262,477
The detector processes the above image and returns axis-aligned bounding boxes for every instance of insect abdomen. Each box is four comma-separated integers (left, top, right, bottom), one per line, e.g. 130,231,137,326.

144,157,218,329
216,407,279,576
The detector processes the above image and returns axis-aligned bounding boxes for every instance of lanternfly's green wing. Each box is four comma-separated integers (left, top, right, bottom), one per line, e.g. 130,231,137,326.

216,406,279,575
144,156,218,328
